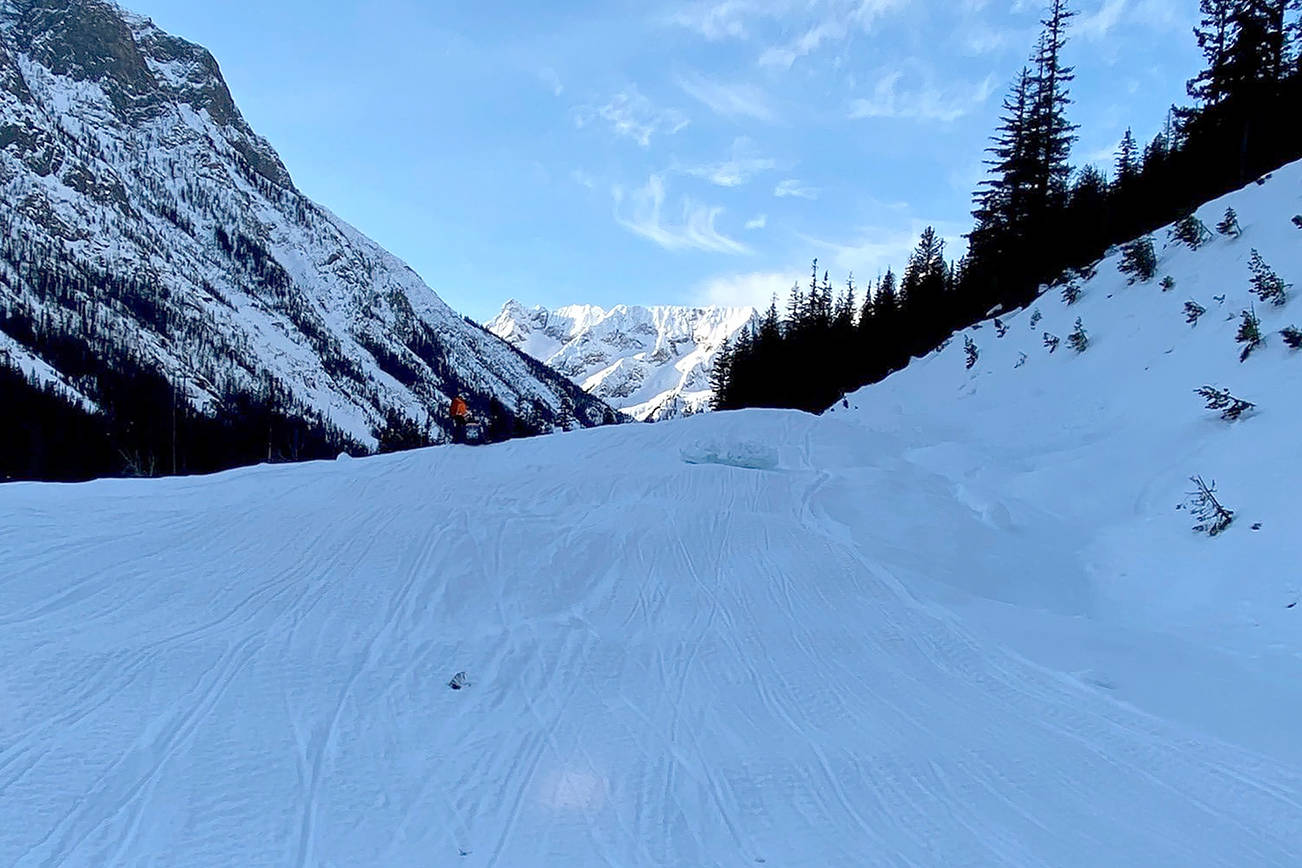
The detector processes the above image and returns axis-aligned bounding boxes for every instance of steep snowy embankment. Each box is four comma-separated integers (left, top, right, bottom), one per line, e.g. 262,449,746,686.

2,166,1301,866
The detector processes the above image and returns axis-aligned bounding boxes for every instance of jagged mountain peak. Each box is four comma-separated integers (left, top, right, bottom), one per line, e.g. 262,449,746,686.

487,301,758,421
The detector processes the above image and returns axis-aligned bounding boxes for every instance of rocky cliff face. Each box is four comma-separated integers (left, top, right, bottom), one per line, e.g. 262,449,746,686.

0,0,610,472
487,301,758,421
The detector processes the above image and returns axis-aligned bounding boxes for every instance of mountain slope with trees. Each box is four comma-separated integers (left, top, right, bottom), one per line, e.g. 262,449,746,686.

0,0,613,482
714,0,1302,413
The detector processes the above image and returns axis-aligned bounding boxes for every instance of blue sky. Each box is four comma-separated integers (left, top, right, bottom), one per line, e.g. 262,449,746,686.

127,0,1201,321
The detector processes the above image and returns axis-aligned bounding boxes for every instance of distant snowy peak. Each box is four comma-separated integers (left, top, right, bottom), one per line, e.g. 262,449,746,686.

487,301,758,421
0,0,609,451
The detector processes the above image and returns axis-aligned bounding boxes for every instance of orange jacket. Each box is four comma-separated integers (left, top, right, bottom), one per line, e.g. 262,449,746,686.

450,397,469,420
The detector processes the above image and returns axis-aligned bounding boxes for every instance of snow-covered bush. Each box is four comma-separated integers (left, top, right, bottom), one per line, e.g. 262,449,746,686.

964,336,979,370
1030,309,1042,328
1281,326,1302,349
1062,282,1081,305
1184,300,1206,325
1160,276,1176,292
1043,332,1060,353
1195,386,1254,421
994,317,1008,338
1118,236,1157,283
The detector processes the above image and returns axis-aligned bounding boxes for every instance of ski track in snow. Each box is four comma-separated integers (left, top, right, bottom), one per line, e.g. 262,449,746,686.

1,409,1300,867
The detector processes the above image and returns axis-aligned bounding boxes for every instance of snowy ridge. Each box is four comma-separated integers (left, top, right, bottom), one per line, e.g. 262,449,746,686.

0,0,607,445
487,300,757,421
2,163,1300,865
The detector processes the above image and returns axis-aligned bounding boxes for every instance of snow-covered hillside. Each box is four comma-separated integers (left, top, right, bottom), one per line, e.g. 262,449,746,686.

0,0,608,447
487,301,757,420
3,166,1302,865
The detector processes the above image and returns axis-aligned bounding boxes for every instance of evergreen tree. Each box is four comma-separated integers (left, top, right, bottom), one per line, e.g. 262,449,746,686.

1281,325,1302,348
964,335,979,369
1118,235,1157,282
1043,332,1061,352
1115,128,1140,186
1068,317,1089,352
1187,0,1238,106
1184,475,1235,536
1196,385,1255,420
1248,249,1289,304
1171,213,1212,248
1236,306,1264,360
1161,276,1177,292
1216,206,1242,236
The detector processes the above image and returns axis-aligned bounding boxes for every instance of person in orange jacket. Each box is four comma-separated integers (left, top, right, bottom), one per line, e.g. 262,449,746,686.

449,395,470,444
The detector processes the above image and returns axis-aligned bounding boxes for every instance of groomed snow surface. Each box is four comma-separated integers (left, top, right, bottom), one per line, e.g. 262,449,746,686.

3,165,1302,866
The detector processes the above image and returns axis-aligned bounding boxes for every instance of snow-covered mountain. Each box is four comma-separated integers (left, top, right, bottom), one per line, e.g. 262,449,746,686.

0,0,609,459
486,301,757,420
3,162,1300,865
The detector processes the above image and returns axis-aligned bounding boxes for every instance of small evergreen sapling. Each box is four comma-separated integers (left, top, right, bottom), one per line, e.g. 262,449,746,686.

1043,332,1060,353
1062,282,1081,305
1196,386,1255,420
1068,318,1088,352
1216,207,1241,238
1247,250,1289,306
1184,300,1206,325
1236,307,1263,361
994,317,1008,338
1292,215,1302,231
1160,276,1175,292
1118,236,1157,283
1181,476,1234,536
1171,213,1211,249
1030,308,1042,328
1015,351,1028,368
1281,326,1302,349
964,336,979,370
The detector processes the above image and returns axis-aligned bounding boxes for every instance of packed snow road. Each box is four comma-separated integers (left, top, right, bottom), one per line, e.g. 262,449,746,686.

2,410,1300,867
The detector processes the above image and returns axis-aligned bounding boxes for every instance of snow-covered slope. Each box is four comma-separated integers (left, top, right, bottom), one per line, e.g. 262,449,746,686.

487,301,757,420
0,0,608,446
3,167,1301,865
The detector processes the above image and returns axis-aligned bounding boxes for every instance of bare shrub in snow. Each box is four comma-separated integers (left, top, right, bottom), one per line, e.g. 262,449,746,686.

994,317,1008,338
1195,386,1254,421
1181,476,1234,536
1014,351,1028,368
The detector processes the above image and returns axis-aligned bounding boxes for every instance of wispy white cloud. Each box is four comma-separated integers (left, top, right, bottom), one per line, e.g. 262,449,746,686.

539,67,564,97
570,169,597,189
677,72,777,122
670,0,907,67
848,70,997,123
574,87,690,147
682,137,778,187
695,270,801,308
1076,0,1128,41
745,214,768,230
800,219,968,277
613,175,752,254
774,178,818,199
